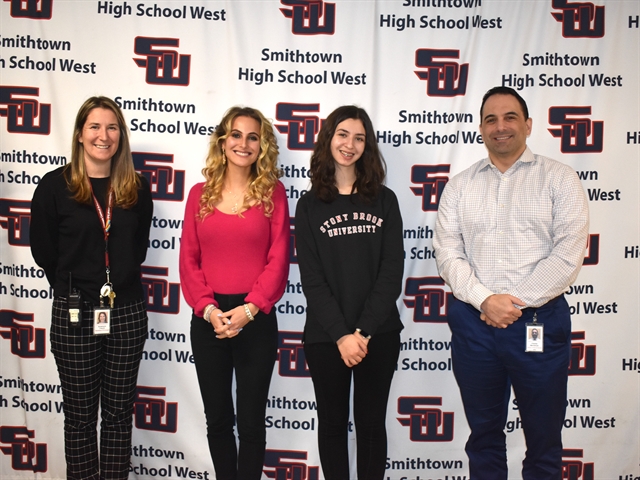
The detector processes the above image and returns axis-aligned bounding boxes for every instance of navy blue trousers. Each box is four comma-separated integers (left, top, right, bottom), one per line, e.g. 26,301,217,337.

448,296,571,480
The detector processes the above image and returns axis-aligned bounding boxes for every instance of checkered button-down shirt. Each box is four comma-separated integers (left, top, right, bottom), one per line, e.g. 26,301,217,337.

434,147,589,310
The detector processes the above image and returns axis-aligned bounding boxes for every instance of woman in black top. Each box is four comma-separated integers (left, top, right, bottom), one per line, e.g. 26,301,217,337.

30,96,153,480
295,105,404,480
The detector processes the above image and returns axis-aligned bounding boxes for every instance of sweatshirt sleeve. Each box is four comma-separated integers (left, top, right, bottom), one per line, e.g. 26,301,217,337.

245,181,291,313
355,188,405,336
30,171,60,287
295,193,352,342
178,183,216,315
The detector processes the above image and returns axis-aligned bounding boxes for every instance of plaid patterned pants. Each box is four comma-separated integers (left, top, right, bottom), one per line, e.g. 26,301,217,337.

51,298,148,480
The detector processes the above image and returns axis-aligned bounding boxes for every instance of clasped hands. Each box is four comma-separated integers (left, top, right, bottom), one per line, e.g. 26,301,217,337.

209,303,258,339
337,332,370,368
480,294,526,328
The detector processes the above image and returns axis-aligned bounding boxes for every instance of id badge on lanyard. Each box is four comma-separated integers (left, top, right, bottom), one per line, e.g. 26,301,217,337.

94,307,111,335
92,186,116,335
525,312,544,353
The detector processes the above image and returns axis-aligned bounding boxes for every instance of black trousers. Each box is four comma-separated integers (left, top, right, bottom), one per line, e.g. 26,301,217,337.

190,293,278,480
304,330,401,480
50,298,148,480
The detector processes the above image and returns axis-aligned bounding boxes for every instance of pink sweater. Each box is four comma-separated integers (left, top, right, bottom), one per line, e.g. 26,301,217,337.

179,181,290,316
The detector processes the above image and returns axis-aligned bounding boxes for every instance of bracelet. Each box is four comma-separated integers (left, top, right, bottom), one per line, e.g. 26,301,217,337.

203,304,216,323
243,304,255,321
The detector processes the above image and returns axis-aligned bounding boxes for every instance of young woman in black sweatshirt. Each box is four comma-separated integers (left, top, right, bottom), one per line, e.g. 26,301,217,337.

295,105,404,480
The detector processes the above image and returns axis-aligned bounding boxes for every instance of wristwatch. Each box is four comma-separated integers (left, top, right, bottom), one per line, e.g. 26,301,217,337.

355,328,371,340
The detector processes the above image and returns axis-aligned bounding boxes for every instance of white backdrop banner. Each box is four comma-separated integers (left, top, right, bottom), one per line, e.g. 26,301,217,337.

0,1,638,479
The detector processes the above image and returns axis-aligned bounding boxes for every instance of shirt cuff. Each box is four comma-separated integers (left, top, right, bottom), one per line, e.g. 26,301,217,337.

469,284,495,311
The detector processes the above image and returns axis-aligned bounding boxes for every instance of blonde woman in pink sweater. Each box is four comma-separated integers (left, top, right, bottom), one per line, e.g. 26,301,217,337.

179,106,290,480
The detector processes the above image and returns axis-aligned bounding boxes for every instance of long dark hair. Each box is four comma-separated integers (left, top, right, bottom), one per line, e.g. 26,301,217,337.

309,105,386,203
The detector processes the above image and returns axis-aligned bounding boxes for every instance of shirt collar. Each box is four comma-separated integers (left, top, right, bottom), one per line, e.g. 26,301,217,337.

480,146,535,173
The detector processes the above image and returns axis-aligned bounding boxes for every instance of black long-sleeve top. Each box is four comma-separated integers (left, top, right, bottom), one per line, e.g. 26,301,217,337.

30,166,153,305
295,187,404,344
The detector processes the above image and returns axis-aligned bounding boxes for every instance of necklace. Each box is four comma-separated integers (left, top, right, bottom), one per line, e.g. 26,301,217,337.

225,187,246,214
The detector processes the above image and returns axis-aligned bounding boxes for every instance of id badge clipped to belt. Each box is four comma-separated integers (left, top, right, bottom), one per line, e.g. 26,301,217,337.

525,312,544,353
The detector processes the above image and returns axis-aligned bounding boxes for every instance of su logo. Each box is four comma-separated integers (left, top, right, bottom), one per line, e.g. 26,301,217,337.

280,0,336,35
0,86,51,135
410,165,450,212
275,103,324,151
277,331,310,378
133,37,191,86
263,449,320,479
414,49,469,97
0,310,46,358
133,152,185,202
3,0,53,19
562,448,594,480
548,107,604,153
141,266,181,314
568,332,596,376
551,0,605,38
133,386,178,433
403,277,452,324
0,199,31,247
397,397,455,442
0,426,47,473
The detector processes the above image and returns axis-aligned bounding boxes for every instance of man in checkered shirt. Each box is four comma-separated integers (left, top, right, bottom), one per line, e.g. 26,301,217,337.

434,86,589,480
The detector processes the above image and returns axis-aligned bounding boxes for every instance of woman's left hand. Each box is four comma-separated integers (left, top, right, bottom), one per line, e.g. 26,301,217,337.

216,302,259,339
337,333,369,367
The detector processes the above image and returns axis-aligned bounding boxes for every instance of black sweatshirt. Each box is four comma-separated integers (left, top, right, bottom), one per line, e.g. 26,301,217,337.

30,166,153,305
295,187,404,344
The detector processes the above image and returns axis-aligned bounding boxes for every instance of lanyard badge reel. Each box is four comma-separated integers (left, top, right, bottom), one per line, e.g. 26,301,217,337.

93,187,115,335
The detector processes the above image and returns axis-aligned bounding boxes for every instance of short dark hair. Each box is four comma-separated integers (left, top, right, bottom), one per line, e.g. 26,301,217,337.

480,86,529,121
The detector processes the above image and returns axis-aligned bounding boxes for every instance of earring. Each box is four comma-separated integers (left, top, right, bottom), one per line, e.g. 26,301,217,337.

222,149,227,165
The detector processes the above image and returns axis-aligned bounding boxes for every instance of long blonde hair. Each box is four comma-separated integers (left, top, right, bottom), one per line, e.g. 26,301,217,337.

65,96,140,207
199,106,281,218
